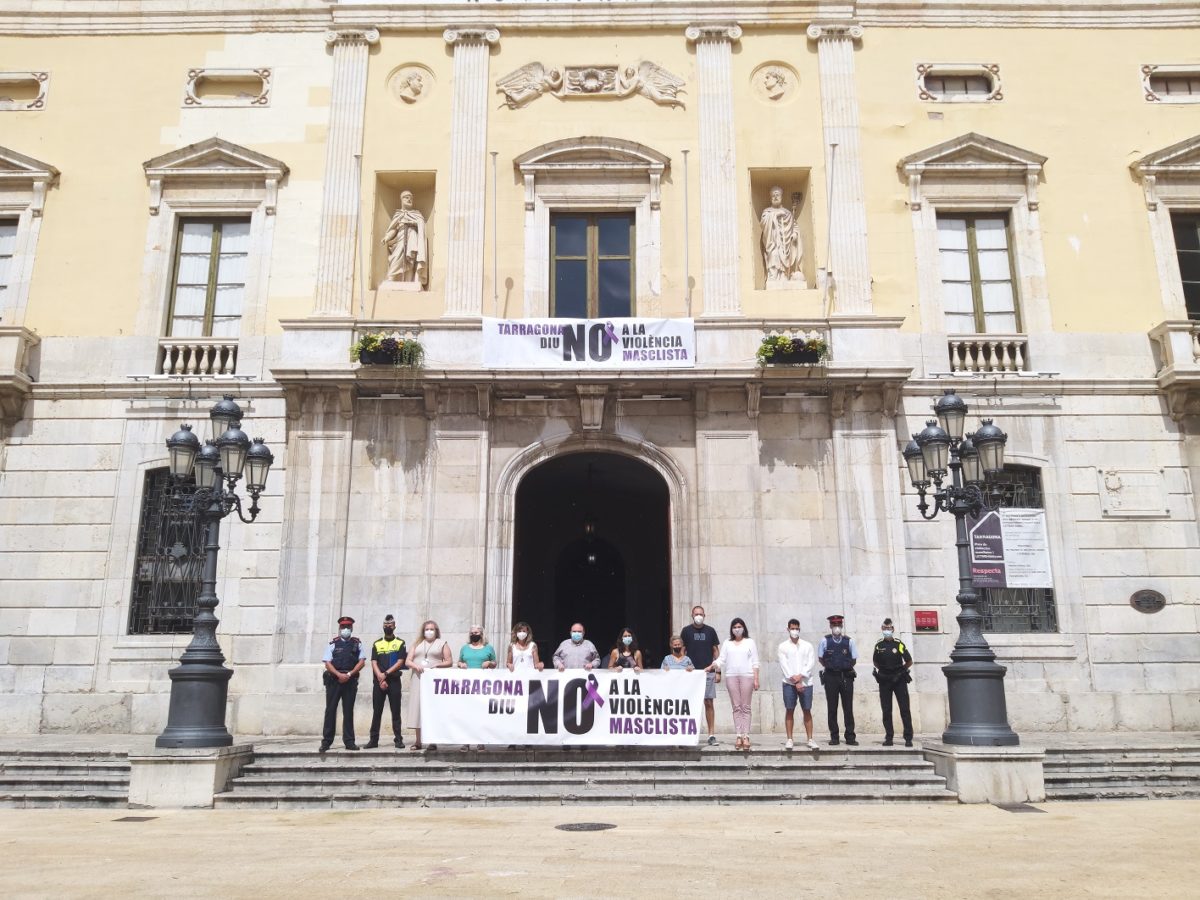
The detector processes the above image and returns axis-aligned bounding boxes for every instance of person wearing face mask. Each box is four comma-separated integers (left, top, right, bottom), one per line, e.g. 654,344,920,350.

710,617,760,750
607,627,644,672
817,614,858,746
872,617,914,747
457,625,498,669
660,636,695,671
778,617,820,751
365,614,408,750
680,605,721,745
320,615,367,753
506,622,544,672
552,622,600,671
407,619,452,751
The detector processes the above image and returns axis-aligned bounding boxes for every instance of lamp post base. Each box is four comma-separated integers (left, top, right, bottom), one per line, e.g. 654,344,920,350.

155,661,234,749
941,659,1020,747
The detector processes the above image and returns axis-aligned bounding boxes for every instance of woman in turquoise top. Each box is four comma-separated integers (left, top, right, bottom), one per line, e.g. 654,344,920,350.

457,625,498,669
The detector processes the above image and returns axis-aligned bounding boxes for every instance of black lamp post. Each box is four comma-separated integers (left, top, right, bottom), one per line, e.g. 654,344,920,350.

156,396,274,749
903,389,1019,747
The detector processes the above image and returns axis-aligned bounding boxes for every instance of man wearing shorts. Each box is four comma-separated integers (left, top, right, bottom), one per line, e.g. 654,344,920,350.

680,605,721,745
778,617,819,750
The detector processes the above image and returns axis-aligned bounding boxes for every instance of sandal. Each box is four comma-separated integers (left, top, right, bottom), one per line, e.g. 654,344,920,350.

409,743,423,751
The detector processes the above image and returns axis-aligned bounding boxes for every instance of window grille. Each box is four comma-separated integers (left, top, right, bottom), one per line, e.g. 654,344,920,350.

979,465,1059,634
128,468,204,635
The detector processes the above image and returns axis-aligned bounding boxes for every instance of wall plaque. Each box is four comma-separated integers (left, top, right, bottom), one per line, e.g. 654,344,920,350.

1130,589,1166,614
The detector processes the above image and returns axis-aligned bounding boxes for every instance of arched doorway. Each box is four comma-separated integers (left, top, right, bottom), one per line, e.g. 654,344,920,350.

512,452,671,668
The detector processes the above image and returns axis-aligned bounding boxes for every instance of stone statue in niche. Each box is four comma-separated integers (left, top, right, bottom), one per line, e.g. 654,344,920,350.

760,186,804,286
382,190,428,289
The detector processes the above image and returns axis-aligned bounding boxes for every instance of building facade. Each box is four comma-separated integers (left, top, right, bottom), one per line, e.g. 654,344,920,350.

1,0,1199,737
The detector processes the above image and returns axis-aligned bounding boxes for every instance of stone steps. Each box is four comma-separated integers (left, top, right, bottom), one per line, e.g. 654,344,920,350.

0,752,131,809
1043,746,1200,800
215,745,956,808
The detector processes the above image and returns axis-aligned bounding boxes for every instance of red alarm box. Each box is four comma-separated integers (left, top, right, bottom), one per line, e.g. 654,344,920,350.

914,610,939,632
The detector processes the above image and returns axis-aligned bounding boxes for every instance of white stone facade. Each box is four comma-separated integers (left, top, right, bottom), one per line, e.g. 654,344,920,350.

1,2,1198,739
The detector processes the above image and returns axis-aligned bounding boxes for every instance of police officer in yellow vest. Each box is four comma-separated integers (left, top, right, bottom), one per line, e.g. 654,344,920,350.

365,614,408,749
872,617,914,747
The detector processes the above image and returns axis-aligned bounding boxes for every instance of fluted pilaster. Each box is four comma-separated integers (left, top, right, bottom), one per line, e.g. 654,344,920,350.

443,27,500,318
686,23,741,316
313,28,379,315
807,22,872,315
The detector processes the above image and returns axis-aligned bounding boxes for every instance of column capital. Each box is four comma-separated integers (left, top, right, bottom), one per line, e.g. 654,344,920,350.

444,26,501,47
324,27,380,48
806,22,864,43
685,23,742,44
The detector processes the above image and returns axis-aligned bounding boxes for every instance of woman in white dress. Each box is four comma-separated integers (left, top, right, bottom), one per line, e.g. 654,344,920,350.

506,621,544,672
407,618,452,750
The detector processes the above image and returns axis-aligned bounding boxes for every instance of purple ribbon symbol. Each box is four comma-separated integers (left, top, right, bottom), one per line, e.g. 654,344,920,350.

584,674,606,709
603,321,620,346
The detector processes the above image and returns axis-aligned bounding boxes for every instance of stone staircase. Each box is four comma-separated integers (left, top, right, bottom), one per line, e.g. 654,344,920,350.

1043,744,1200,800
0,749,130,808
215,744,956,808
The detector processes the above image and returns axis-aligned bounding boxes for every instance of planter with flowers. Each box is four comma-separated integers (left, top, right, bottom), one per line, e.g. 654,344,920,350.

350,331,425,369
756,332,830,367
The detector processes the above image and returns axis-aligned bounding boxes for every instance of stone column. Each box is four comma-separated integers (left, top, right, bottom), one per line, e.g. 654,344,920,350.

807,22,872,315
686,23,741,317
443,27,500,318
313,27,379,315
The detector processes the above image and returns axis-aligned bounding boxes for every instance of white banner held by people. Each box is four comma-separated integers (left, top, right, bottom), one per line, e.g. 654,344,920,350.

420,669,707,746
482,317,696,369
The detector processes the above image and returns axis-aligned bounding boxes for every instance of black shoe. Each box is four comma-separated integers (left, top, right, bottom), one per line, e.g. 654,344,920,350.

883,739,894,746
905,740,914,747
345,744,361,751
394,740,405,749
829,738,840,746
318,744,330,753
363,741,379,749
846,739,859,746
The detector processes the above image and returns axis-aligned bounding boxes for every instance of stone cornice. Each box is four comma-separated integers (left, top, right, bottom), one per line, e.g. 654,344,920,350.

3,2,1199,35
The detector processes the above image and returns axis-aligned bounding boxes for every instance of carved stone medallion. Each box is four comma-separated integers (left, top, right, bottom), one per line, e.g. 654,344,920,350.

751,62,799,104
387,64,434,106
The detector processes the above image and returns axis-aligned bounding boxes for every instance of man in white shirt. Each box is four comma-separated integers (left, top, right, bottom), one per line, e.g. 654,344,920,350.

778,617,819,751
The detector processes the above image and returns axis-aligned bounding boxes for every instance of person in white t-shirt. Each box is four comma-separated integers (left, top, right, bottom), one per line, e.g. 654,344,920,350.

778,617,819,751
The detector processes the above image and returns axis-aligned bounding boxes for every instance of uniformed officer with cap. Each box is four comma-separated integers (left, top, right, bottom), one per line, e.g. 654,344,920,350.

817,614,858,746
320,615,367,752
872,617,914,746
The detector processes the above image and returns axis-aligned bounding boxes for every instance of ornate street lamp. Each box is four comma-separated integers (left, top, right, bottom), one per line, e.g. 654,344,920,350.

156,397,274,749
904,389,1019,747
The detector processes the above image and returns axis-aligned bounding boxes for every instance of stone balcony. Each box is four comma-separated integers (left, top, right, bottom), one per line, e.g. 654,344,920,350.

948,334,1029,374
1150,320,1200,420
156,337,239,376
0,325,38,433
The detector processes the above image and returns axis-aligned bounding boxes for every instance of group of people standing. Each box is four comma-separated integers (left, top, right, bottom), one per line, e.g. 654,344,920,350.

319,607,915,753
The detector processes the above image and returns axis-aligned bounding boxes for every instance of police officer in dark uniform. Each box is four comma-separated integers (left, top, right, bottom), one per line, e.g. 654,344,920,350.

872,617,914,747
320,615,366,753
817,614,858,746
364,613,407,749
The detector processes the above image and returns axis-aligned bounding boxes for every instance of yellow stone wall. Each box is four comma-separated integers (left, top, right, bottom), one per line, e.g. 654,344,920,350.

5,24,1197,335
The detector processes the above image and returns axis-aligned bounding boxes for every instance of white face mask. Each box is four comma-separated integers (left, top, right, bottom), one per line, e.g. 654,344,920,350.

424,629,436,640
571,631,583,642
693,615,704,626
882,630,894,639
732,627,744,638
516,631,528,641
832,626,843,637
788,629,800,640
339,628,352,640
622,636,633,646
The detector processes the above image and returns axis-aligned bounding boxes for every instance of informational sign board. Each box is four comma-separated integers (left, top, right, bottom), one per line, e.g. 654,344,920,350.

481,317,696,369
420,669,707,746
968,508,1053,589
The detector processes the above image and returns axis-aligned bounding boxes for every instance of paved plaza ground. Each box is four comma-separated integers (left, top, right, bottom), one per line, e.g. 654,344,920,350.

0,799,1196,898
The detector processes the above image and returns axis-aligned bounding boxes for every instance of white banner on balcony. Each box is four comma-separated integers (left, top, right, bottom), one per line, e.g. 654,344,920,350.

420,669,707,746
482,317,695,369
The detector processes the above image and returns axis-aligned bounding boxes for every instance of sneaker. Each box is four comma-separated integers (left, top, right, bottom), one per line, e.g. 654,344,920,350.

784,739,794,750
707,735,717,746
807,739,820,750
